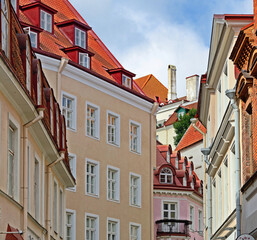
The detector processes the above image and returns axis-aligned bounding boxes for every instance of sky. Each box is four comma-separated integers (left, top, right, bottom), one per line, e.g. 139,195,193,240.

69,0,252,97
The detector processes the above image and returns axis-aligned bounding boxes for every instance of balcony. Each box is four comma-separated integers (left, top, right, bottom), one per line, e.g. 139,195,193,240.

156,219,192,238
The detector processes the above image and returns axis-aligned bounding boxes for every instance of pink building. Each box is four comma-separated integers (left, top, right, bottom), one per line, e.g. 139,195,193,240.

154,143,204,240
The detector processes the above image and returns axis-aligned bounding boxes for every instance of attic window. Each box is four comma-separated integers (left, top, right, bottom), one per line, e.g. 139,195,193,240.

79,53,90,68
75,28,85,48
160,168,173,184
122,75,131,88
40,10,52,32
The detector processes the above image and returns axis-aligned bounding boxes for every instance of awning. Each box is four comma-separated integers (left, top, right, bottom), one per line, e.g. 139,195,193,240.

5,224,23,240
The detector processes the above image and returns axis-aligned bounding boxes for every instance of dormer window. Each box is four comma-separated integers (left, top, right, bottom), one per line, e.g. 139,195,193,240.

160,168,173,184
40,10,52,32
26,40,31,93
75,28,85,48
1,0,9,57
183,175,187,186
79,53,90,68
191,180,194,189
24,27,37,48
122,75,131,88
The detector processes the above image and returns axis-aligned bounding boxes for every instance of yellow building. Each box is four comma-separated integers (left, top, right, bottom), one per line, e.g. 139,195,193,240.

18,0,158,239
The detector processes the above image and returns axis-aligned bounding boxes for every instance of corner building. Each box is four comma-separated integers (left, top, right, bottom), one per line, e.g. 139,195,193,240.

0,0,75,240
18,0,157,239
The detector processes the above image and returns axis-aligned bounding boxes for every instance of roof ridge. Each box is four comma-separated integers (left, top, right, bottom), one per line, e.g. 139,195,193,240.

141,74,153,89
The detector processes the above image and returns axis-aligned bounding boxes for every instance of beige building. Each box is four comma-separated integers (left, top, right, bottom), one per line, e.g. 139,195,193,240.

0,1,75,240
198,14,253,240
18,0,158,239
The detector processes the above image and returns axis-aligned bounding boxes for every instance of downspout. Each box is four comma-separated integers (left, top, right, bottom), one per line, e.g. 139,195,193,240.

150,102,159,240
23,108,44,239
190,118,212,239
57,58,69,103
225,89,241,237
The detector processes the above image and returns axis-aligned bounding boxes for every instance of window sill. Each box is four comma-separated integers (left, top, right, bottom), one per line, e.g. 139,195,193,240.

85,192,99,198
107,141,120,148
86,133,100,141
129,203,141,209
66,187,76,192
67,126,77,133
107,198,120,204
129,149,141,156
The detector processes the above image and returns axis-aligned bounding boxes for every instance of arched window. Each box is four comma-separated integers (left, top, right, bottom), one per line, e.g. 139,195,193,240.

160,168,173,184
1,0,9,57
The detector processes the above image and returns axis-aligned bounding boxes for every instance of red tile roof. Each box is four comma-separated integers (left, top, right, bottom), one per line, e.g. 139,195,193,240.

163,112,178,126
175,120,206,151
19,0,150,97
135,74,168,102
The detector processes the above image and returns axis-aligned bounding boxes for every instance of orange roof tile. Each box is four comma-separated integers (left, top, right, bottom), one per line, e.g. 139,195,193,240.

175,120,206,151
135,74,168,102
164,112,178,126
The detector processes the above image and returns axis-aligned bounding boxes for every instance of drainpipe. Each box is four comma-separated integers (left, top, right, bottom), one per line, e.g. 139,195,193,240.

22,108,44,239
150,102,159,239
57,58,69,103
225,89,241,237
201,148,212,240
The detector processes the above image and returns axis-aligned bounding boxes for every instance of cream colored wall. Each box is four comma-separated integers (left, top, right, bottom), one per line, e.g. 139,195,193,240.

0,90,67,240
43,68,155,239
156,125,176,149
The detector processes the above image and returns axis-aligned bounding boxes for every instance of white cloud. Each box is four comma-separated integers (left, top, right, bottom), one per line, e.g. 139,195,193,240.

116,9,209,98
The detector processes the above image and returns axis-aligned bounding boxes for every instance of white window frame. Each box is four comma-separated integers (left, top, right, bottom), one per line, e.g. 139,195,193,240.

30,31,37,48
198,210,203,233
59,188,64,237
107,165,120,202
129,173,141,208
66,209,76,240
107,217,120,240
7,113,20,202
106,111,120,147
1,0,9,58
122,74,131,88
40,10,52,32
85,158,99,198
79,52,90,68
67,153,76,192
129,120,141,154
27,142,31,213
86,102,100,140
53,179,58,233
129,222,141,240
162,201,178,219
159,168,173,184
34,153,41,222
85,213,99,240
61,91,77,131
75,27,86,48
190,205,195,231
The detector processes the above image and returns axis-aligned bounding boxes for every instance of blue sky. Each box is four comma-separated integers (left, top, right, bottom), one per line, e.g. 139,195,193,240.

69,0,252,97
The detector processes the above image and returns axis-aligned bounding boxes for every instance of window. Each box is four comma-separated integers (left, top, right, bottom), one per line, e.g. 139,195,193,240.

191,179,194,189
53,181,58,232
62,92,77,130
79,53,90,68
67,154,76,191
40,10,52,32
107,111,120,146
30,31,37,48
159,168,173,184
130,223,141,240
198,210,202,233
1,0,9,57
129,120,141,154
75,28,86,48
7,117,20,201
59,189,63,237
175,157,178,169
130,173,141,207
183,175,187,186
107,166,120,202
122,75,131,88
85,159,99,197
34,156,40,221
190,206,195,230
86,102,100,139
107,218,119,240
37,65,42,105
85,214,99,240
11,0,17,12
66,210,76,240
163,202,177,231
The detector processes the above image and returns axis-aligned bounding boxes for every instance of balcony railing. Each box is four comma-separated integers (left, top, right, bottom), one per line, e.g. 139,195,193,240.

156,219,192,237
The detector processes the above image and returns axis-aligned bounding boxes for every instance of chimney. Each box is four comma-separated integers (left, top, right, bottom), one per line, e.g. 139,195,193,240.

186,75,199,101
168,65,177,100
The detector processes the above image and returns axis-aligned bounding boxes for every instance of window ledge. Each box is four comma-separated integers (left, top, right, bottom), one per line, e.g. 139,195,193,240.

107,199,120,204
107,142,120,148
86,134,100,141
129,149,141,156
85,192,99,199
129,203,141,209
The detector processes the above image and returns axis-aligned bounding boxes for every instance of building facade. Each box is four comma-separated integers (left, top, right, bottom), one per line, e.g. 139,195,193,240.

198,14,253,240
154,144,203,240
0,1,75,240
18,0,158,239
